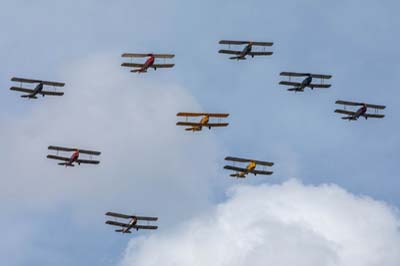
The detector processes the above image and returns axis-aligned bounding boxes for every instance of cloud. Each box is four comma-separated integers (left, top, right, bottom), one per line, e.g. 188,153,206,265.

121,180,400,266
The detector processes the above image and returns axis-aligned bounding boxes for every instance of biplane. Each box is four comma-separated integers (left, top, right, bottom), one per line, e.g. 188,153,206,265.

279,72,332,92
46,146,101,167
105,212,158,234
10,77,65,99
176,112,229,131
335,100,386,120
121,53,175,73
218,40,273,60
224,156,274,178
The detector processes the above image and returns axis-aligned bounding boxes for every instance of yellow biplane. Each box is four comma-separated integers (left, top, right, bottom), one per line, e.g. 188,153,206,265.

224,156,274,178
176,112,229,131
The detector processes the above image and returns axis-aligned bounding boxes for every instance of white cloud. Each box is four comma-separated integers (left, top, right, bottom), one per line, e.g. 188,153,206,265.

121,180,400,266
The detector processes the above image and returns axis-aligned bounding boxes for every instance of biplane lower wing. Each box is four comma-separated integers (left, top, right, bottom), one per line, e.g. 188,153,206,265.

133,225,158,230
41,90,64,96
251,169,273,175
10,87,35,93
365,113,385,119
121,63,144,68
249,51,273,56
47,155,70,161
223,165,248,172
335,109,356,116
279,81,330,89
152,64,175,68
176,122,228,127
279,81,301,86
106,220,130,228
218,49,242,55
76,159,100,165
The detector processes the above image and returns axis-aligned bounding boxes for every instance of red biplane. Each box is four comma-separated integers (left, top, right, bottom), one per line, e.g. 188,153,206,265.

121,53,175,73
335,100,386,120
46,146,101,167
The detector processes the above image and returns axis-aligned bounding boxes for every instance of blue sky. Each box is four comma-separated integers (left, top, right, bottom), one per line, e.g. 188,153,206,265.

0,1,399,266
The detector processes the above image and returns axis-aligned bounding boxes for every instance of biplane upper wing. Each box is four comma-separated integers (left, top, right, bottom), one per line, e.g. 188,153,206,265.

334,109,356,116
225,157,274,166
280,72,332,79
46,155,70,161
177,112,229,118
219,40,273,46
11,77,65,87
335,100,363,107
10,87,35,94
133,225,158,230
152,64,175,68
136,216,158,221
105,220,130,228
218,49,242,55
105,212,133,219
251,169,274,175
76,159,100,165
121,63,145,68
366,103,386,110
223,165,248,172
121,53,174,58
365,113,385,119
48,146,101,156
248,51,273,56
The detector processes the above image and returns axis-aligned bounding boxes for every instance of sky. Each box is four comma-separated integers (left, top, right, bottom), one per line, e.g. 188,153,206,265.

0,1,399,266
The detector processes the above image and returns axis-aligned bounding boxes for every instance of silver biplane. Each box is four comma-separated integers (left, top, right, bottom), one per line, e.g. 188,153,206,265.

279,72,332,92
10,77,64,99
218,40,273,60
105,212,158,233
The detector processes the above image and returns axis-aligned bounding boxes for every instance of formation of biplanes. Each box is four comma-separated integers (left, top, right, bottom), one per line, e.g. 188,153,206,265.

9,38,387,235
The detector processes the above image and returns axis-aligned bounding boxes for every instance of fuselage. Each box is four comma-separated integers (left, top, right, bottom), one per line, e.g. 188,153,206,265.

236,161,257,177
68,150,79,166
301,76,312,89
139,55,155,72
27,83,44,98
123,217,138,233
188,115,209,131
354,105,367,119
